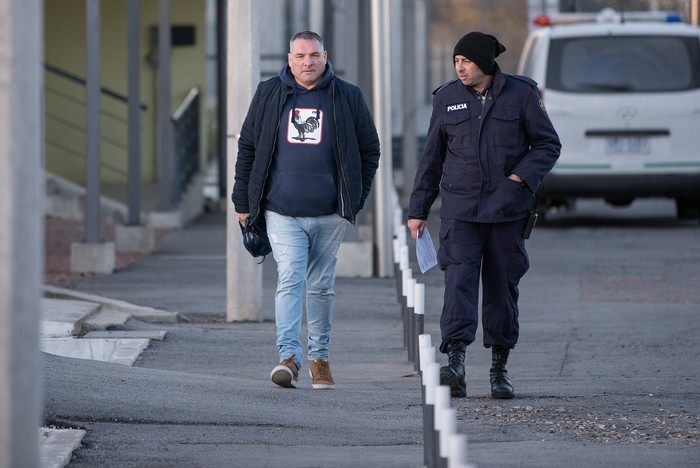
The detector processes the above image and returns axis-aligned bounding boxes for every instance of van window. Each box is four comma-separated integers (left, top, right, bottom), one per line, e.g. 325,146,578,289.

546,35,700,93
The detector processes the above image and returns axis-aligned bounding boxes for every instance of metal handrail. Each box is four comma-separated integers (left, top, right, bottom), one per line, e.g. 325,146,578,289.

44,63,147,181
173,87,199,120
44,63,148,111
172,87,200,204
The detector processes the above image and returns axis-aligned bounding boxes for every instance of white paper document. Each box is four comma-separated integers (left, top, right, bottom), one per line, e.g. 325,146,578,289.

416,227,438,274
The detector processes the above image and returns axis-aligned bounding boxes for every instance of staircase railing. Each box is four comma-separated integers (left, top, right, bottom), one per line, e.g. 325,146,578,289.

171,87,200,205
43,64,201,212
44,63,146,182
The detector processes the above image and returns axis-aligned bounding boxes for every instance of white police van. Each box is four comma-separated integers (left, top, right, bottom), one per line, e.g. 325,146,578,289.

517,8,700,220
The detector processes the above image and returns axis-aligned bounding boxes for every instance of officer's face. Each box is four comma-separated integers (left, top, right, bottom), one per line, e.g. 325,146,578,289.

288,38,327,90
454,55,488,91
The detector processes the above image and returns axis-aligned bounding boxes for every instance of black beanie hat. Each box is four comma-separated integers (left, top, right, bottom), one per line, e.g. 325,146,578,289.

453,32,506,75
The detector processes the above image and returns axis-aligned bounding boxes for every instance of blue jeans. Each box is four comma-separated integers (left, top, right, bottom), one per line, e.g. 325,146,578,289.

265,210,349,370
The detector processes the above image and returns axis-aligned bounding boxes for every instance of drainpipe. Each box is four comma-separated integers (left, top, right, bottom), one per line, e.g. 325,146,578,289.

127,0,142,224
157,0,173,211
85,0,101,242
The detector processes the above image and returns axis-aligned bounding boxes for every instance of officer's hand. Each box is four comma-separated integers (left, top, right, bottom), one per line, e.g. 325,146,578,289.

407,219,427,240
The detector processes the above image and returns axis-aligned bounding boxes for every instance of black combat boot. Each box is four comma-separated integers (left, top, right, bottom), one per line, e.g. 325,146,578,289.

490,346,514,399
440,340,467,398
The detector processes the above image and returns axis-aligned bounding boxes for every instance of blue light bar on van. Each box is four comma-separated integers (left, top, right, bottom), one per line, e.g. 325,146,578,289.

620,11,684,22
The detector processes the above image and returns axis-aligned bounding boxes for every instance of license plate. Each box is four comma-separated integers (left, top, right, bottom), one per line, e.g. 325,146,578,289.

605,137,650,155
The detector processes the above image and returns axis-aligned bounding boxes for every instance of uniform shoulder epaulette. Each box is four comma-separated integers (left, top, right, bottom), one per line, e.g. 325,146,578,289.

432,79,459,95
508,74,539,89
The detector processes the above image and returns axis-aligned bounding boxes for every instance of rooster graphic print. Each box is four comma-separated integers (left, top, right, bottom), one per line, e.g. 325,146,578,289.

288,108,323,144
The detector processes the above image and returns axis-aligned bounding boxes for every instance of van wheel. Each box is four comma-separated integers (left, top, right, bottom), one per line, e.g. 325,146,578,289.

675,198,700,221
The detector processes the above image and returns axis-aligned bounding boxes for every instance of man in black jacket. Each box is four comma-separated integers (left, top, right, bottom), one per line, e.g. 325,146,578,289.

233,31,380,390
408,32,561,399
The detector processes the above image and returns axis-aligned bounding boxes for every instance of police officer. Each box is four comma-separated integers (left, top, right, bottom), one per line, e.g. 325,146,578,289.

407,32,561,399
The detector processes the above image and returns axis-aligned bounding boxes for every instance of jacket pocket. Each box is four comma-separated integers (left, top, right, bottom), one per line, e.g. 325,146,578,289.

444,110,471,151
499,178,535,218
491,108,520,148
441,159,480,194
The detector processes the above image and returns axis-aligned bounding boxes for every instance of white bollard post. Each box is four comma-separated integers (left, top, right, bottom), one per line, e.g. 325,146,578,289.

400,244,409,271
397,244,409,304
398,226,407,253
415,282,425,316
448,433,467,468
406,277,416,362
424,362,440,404
434,386,451,423
393,204,403,236
439,408,457,461
419,334,432,372
402,268,412,294
406,278,416,308
401,268,412,348
393,237,403,302
433,385,451,467
414,283,426,370
423,362,440,468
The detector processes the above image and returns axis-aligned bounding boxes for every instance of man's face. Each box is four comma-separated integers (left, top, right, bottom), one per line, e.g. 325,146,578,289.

454,55,488,89
288,38,327,89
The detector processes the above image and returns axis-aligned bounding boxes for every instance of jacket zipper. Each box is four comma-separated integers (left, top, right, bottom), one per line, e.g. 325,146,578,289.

254,86,289,225
330,82,354,224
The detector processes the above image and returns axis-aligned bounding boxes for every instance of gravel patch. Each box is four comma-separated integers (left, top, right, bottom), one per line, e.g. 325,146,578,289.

457,397,698,445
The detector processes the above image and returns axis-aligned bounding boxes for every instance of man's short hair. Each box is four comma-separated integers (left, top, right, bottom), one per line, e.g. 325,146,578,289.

290,31,324,51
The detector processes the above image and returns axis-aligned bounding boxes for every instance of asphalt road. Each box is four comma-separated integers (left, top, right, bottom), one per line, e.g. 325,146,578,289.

42,198,700,467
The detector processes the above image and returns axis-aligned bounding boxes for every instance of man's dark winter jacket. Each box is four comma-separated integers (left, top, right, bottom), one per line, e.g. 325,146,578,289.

232,63,380,225
408,65,561,223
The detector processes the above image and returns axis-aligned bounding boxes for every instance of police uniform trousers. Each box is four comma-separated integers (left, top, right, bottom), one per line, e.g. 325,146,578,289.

437,218,530,353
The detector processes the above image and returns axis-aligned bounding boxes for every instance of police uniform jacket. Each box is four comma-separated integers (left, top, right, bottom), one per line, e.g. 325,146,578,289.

408,65,561,223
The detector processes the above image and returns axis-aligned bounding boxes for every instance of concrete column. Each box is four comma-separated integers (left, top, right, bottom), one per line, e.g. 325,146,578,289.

226,0,263,321
0,0,43,466
119,0,156,253
71,0,116,273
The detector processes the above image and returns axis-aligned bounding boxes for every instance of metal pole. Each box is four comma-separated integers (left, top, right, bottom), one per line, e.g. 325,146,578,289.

0,0,43,464
216,0,227,200
371,0,394,277
401,0,418,206
85,0,101,243
158,0,172,210
127,0,141,225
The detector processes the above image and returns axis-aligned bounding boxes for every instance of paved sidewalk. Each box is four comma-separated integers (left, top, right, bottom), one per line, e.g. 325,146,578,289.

41,209,699,467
